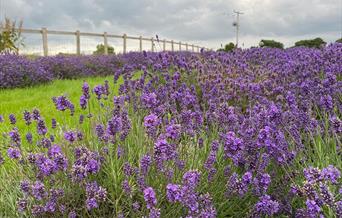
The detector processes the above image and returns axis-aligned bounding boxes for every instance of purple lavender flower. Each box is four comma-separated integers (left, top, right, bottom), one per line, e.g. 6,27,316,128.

253,173,271,195
117,145,123,158
77,131,84,140
39,137,52,148
68,211,77,218
166,184,181,203
336,201,342,217
103,80,110,97
64,131,77,143
53,95,71,111
9,128,21,145
304,167,321,184
198,137,204,148
71,147,103,181
165,124,181,140
26,132,33,144
123,162,134,177
82,81,90,99
50,134,55,142
0,115,4,122
140,154,152,175
23,110,32,125
144,114,160,138
80,95,88,110
319,95,334,111
95,124,105,139
86,198,98,210
51,118,57,129
85,159,100,173
85,181,107,210
32,109,41,120
93,85,104,100
141,92,158,108
37,119,47,135
9,114,16,124
17,198,27,212
149,207,161,218
7,147,21,159
242,171,253,184
306,199,320,217
122,180,131,195
182,170,201,190
79,114,84,124
254,195,279,216
20,180,30,194
143,187,157,209
321,165,340,184
31,181,47,200
133,201,140,211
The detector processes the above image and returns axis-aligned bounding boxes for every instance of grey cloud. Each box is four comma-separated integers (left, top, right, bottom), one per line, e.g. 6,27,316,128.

2,0,341,49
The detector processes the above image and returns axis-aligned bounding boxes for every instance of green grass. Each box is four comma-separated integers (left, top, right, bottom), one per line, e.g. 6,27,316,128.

0,76,115,131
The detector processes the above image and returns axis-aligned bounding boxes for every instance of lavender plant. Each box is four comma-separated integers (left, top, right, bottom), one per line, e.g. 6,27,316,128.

0,44,341,217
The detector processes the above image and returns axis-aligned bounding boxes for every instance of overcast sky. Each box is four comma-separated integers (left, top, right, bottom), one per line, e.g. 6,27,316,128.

1,0,341,50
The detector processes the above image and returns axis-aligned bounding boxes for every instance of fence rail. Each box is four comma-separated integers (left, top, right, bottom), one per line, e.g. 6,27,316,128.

1,27,209,56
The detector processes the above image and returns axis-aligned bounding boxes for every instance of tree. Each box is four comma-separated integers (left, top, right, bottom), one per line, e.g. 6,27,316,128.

217,42,235,52
93,44,115,55
336,38,342,43
294,37,326,48
259,39,284,49
0,18,24,54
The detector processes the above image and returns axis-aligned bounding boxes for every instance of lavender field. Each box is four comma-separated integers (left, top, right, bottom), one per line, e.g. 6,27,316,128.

0,44,341,217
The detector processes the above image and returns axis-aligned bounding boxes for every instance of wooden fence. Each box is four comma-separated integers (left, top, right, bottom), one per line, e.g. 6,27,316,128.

1,27,209,56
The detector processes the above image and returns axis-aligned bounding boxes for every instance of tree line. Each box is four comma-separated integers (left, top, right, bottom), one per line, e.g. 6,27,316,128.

218,37,342,52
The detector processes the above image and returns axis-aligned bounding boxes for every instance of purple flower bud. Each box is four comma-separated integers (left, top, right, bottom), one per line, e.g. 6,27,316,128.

51,118,57,129
23,110,32,125
37,119,47,135
9,114,16,124
26,132,33,144
82,82,90,99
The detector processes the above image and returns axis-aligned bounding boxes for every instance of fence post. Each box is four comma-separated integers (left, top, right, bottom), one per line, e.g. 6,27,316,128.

179,42,181,51
171,40,174,52
151,37,154,52
139,36,142,52
163,39,166,51
103,32,108,55
76,30,81,55
41,28,48,56
123,34,127,54
186,43,188,51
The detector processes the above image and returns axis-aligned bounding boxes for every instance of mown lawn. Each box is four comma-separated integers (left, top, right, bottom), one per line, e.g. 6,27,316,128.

0,76,115,132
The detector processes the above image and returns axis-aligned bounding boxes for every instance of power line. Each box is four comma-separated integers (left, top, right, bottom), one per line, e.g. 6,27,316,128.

233,10,243,48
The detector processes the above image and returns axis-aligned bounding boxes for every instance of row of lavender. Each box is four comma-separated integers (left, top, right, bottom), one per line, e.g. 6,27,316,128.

0,44,341,217
0,52,148,89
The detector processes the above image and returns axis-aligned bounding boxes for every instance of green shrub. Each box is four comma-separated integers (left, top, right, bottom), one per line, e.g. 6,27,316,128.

93,43,115,55
0,18,24,54
259,39,284,49
294,37,326,48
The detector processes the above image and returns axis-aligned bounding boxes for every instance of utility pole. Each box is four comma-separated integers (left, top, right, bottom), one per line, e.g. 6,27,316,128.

0,0,2,24
233,10,243,48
